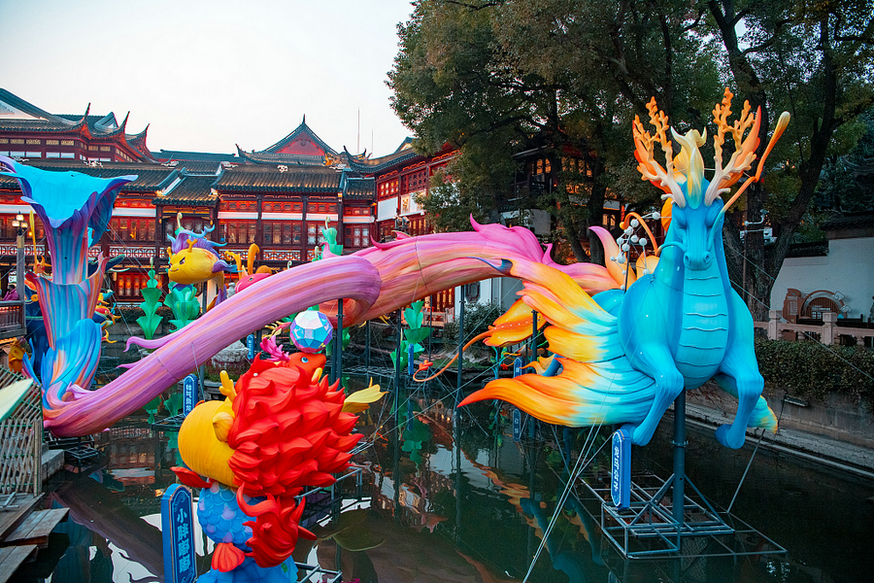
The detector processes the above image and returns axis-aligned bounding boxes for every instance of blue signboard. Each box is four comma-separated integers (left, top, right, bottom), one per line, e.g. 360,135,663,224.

512,408,522,442
611,428,631,509
246,333,256,360
513,357,523,378
182,374,198,416
161,484,197,583
407,343,415,376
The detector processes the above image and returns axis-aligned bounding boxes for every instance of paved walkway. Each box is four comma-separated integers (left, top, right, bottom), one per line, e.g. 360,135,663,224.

684,401,874,479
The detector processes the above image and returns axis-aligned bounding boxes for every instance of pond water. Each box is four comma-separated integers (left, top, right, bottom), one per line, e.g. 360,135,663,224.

17,380,874,583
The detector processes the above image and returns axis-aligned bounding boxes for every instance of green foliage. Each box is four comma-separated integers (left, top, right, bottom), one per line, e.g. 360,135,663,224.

389,0,721,257
442,301,503,346
164,391,183,416
165,283,200,331
700,0,874,318
403,300,432,350
404,300,426,329
135,269,163,340
392,0,874,310
814,110,874,213
755,339,874,406
145,396,161,425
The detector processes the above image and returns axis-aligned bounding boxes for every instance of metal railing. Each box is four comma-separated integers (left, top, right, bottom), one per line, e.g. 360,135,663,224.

0,300,25,339
756,310,874,347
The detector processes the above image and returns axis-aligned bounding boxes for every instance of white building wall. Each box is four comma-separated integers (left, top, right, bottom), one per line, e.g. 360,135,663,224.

453,277,524,317
376,198,398,223
770,237,874,319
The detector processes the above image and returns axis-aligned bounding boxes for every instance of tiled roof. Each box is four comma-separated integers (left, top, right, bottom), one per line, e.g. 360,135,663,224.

156,173,219,205
235,148,330,166
155,149,238,163
0,117,83,133
0,159,176,192
0,88,66,122
393,137,415,153
261,119,338,156
340,145,422,174
175,161,223,174
214,164,342,193
342,175,375,199
786,241,829,258
0,89,152,159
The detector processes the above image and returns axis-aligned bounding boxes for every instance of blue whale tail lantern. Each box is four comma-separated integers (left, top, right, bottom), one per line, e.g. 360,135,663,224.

0,155,136,414
461,90,790,448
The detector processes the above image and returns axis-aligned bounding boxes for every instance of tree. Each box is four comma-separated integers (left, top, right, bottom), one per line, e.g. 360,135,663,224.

389,0,721,263
815,109,874,213
390,0,874,319
703,0,874,318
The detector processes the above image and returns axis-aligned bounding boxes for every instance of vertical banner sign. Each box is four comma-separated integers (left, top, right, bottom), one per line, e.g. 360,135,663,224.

512,407,522,442
611,428,631,509
182,374,198,416
246,334,255,360
161,484,196,583
513,357,523,378
407,343,415,376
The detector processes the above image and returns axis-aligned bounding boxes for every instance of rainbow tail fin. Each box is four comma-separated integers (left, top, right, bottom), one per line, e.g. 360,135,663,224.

459,259,654,427
459,357,654,427
484,258,622,361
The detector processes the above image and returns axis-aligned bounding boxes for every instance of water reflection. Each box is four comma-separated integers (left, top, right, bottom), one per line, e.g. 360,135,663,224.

27,392,874,583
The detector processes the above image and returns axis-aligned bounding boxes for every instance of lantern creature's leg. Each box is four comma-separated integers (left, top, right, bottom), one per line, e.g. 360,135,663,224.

714,293,765,449
625,342,684,446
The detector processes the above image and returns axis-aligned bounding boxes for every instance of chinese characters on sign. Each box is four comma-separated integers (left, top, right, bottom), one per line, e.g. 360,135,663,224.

611,428,631,509
161,484,197,583
513,357,522,378
182,374,198,416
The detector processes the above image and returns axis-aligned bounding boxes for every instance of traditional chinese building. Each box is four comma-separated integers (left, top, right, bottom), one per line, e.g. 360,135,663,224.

0,88,153,163
0,88,622,317
0,89,458,310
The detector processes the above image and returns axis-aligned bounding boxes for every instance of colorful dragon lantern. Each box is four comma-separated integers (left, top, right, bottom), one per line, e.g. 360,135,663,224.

4,90,786,448
173,350,363,582
461,90,790,448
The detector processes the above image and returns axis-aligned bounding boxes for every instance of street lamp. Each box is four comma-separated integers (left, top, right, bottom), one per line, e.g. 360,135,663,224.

11,214,26,236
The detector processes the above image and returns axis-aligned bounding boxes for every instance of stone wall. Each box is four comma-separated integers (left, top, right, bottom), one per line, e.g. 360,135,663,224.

686,382,874,470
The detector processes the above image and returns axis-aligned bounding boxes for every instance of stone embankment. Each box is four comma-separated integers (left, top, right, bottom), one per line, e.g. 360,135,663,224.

685,384,874,478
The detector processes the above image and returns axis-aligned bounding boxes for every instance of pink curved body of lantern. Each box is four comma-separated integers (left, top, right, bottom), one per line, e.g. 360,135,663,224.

41,220,622,436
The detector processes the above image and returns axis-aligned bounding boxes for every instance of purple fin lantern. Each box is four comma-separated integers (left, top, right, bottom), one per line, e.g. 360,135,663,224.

290,310,333,354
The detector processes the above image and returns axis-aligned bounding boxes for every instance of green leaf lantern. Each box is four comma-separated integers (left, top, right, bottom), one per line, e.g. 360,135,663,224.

135,268,163,340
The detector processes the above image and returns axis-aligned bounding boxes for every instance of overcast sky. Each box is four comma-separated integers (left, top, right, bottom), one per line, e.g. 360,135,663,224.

1,0,416,157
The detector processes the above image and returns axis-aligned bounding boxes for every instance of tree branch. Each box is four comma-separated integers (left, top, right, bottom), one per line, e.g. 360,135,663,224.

740,19,793,55
441,0,505,11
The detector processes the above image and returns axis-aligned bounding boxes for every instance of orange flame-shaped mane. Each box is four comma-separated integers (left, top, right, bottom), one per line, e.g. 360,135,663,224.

226,358,362,567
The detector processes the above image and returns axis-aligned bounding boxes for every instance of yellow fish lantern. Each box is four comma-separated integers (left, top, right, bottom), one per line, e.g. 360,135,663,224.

166,223,234,306
167,238,233,286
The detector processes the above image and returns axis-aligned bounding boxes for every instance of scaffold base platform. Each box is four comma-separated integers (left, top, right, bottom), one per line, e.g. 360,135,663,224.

578,468,786,560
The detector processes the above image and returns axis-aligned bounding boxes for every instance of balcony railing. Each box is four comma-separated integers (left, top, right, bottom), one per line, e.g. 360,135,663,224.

755,310,874,347
0,300,26,339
